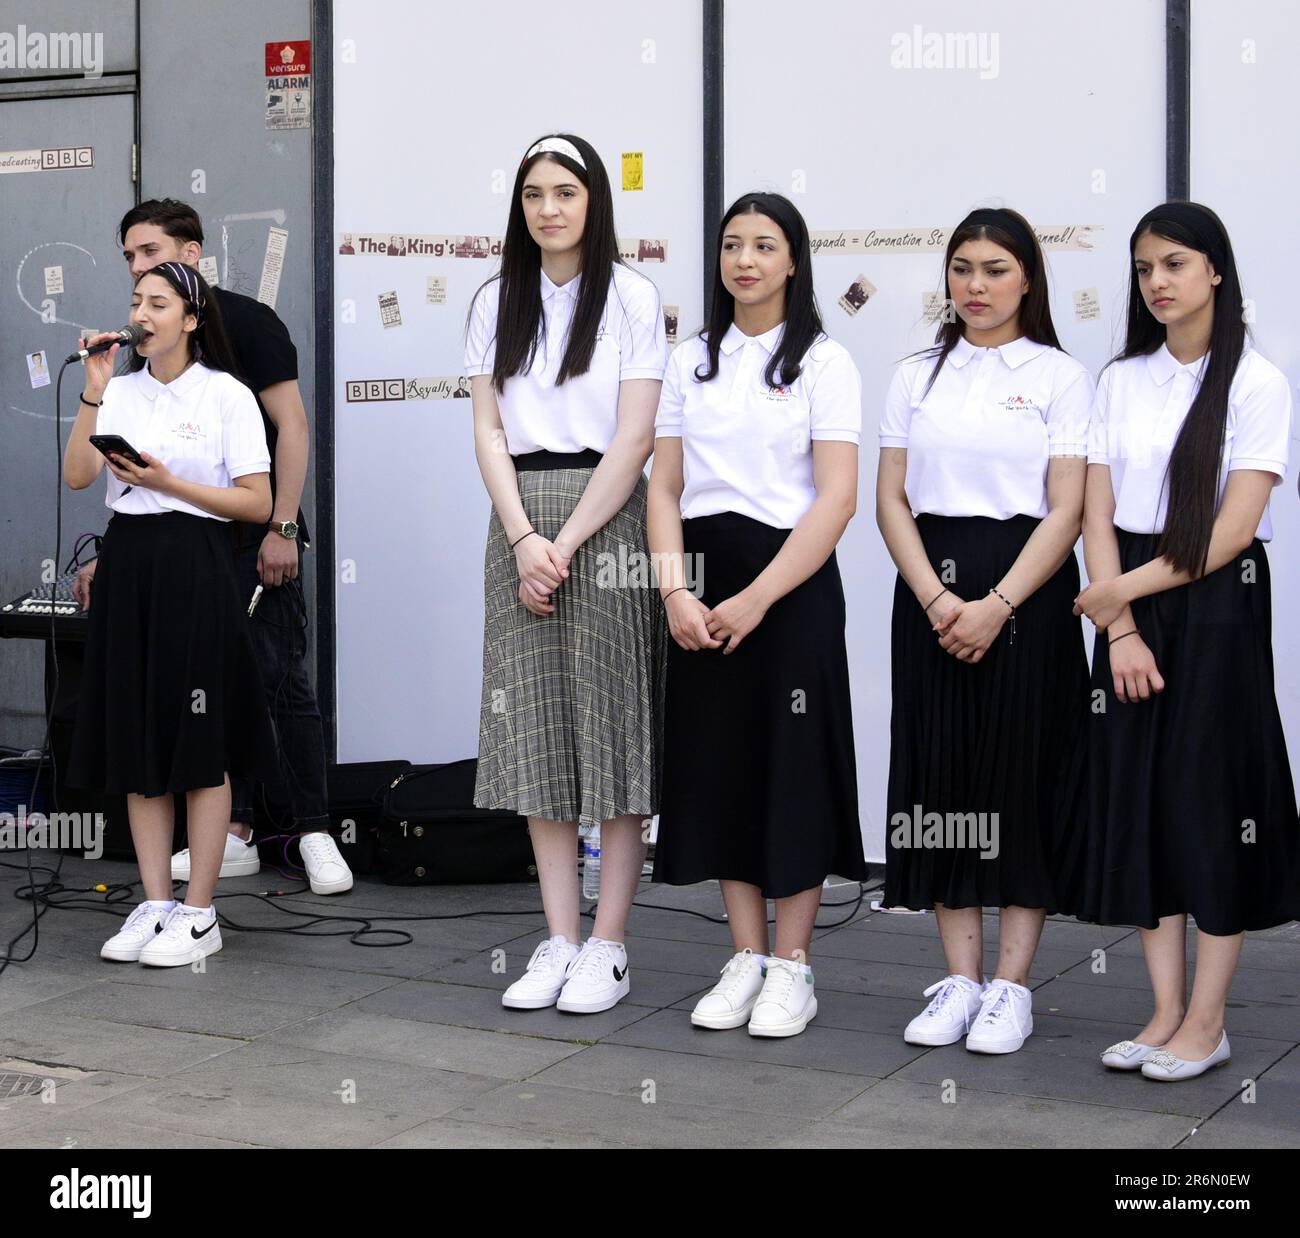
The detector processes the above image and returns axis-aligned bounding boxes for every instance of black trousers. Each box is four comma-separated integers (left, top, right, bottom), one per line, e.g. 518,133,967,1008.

228,536,331,834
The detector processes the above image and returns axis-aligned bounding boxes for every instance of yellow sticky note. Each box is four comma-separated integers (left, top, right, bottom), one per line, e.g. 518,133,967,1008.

622,151,644,191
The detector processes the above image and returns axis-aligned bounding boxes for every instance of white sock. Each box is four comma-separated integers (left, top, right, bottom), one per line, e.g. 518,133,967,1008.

143,899,176,912
179,902,214,920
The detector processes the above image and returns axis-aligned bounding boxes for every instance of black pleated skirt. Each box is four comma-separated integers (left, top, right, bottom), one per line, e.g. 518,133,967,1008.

652,511,867,899
67,512,279,797
1059,529,1300,935
883,514,1089,912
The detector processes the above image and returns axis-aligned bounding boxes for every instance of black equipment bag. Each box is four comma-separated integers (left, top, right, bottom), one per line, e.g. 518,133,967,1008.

377,758,536,885
321,759,413,876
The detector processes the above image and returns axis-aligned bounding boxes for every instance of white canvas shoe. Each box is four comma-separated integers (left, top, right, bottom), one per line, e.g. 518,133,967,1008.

965,978,1033,1054
138,906,222,968
299,832,354,894
691,949,766,1029
501,936,580,1009
903,974,986,1046
100,902,172,962
557,937,630,1014
171,831,259,880
747,956,817,1038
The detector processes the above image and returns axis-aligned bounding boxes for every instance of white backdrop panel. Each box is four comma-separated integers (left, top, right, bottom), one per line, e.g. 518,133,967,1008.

724,0,1168,860
332,0,703,763
1192,1,1300,782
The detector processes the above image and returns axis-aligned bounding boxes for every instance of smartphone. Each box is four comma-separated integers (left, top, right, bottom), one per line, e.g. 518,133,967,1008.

89,434,147,468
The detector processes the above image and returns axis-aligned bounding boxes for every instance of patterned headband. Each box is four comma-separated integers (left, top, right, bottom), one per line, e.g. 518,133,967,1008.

522,136,586,170
148,260,206,326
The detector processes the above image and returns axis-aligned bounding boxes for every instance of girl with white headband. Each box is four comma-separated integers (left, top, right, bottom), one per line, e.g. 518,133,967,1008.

64,261,277,967
464,133,668,1013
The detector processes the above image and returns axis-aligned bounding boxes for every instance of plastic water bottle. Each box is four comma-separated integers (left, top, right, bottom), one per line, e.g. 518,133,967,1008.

581,825,601,899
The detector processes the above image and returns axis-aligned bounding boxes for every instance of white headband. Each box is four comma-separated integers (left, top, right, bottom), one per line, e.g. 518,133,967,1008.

522,137,586,169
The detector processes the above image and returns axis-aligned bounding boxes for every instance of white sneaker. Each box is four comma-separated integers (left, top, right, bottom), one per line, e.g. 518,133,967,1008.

966,977,1033,1054
138,906,222,968
502,936,580,1009
299,831,354,894
691,948,766,1029
903,974,986,1045
171,831,259,880
748,955,817,1038
557,937,630,1013
100,901,173,962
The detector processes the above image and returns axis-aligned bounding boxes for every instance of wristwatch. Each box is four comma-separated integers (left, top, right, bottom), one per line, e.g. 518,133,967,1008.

269,520,299,540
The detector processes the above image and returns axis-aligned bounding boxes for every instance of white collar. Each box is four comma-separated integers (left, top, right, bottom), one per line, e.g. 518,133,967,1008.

136,359,208,400
949,334,1047,371
1145,342,1209,386
718,320,785,356
540,268,581,303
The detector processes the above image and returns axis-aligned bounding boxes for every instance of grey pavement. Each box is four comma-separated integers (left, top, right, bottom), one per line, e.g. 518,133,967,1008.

0,855,1295,1149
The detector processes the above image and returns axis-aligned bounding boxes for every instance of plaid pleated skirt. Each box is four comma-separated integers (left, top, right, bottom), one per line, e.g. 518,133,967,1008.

474,454,666,831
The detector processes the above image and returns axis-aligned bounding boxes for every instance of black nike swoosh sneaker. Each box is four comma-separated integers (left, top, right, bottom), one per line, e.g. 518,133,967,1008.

190,919,217,940
613,963,627,981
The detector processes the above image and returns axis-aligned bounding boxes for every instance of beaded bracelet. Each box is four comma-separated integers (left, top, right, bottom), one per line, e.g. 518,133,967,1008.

988,587,1017,645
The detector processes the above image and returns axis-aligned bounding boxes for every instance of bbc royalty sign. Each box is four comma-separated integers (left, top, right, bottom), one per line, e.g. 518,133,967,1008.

43,146,94,169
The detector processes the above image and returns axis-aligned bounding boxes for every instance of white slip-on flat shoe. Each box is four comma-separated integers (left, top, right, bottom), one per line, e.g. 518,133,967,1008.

1140,1032,1231,1081
1100,1039,1162,1070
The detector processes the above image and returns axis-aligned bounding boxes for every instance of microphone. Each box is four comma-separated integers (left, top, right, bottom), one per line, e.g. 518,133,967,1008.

65,324,146,364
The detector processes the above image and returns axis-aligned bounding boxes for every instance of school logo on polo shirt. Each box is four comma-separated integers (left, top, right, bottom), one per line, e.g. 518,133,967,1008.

173,419,204,442
998,393,1044,419
763,383,794,403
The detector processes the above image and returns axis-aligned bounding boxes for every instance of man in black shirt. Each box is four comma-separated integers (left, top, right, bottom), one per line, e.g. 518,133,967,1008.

75,199,351,895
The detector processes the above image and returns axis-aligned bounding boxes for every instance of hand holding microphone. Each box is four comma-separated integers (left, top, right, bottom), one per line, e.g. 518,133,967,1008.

70,325,146,402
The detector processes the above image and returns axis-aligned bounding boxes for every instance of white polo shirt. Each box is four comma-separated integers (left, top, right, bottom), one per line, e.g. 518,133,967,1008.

879,335,1093,520
464,263,667,455
96,362,270,520
1087,344,1291,541
654,322,862,529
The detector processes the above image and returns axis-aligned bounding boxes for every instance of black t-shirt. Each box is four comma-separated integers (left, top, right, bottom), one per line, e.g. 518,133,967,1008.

212,286,309,545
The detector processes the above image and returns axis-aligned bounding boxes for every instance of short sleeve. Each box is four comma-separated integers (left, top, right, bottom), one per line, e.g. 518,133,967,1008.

653,344,688,437
808,344,862,444
221,377,272,479
1047,363,1094,457
879,362,915,449
464,282,497,376
616,276,668,381
223,293,298,392
1086,366,1114,465
1227,367,1291,484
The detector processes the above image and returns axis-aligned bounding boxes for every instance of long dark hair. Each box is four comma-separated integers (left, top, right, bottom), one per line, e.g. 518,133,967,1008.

917,206,1061,396
123,262,244,381
470,133,621,394
1109,201,1244,577
695,192,820,389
